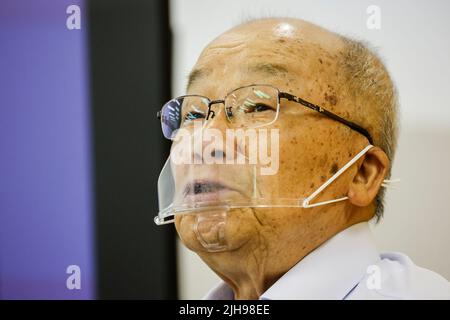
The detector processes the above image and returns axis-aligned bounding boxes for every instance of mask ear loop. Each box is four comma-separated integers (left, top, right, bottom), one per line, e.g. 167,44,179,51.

381,178,400,189
302,144,374,208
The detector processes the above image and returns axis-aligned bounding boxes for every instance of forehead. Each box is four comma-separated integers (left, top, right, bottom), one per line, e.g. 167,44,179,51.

191,41,299,87
187,25,341,96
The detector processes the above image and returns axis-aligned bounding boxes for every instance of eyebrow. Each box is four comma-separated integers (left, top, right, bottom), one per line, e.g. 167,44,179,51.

246,62,289,76
185,62,289,92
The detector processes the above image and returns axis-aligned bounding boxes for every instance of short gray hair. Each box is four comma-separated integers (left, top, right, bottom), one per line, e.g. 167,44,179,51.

339,38,399,220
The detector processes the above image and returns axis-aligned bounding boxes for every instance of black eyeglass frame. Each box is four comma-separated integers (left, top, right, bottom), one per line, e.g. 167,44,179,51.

157,84,373,145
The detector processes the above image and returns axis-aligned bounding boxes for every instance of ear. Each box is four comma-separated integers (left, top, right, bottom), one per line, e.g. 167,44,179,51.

347,146,389,207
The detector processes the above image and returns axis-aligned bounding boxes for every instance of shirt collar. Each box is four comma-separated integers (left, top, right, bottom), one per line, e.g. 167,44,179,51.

203,222,380,300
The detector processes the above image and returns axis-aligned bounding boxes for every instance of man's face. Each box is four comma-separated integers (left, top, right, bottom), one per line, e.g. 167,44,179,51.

174,19,368,259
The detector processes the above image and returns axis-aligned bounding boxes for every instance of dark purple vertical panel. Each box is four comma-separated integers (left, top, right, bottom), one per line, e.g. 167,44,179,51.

0,0,94,299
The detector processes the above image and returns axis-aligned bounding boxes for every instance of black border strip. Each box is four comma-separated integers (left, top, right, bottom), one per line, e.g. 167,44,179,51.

87,0,176,299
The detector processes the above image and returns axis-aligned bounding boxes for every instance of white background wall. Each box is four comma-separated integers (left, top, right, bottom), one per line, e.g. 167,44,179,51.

170,0,450,299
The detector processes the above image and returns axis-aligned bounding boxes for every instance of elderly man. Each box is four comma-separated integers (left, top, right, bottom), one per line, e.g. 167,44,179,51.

155,18,450,299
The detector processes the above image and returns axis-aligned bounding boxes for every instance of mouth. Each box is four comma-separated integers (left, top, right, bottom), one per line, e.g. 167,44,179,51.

184,180,229,195
183,179,239,202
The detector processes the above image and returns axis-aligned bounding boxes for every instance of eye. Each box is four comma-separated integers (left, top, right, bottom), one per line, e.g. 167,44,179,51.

254,103,272,112
183,111,205,121
240,103,274,113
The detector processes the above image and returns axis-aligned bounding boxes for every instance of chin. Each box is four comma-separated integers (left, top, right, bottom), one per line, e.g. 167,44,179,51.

174,208,257,253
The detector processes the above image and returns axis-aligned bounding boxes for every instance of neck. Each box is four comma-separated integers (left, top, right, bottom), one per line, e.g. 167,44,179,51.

197,207,373,300
197,224,329,300
198,241,282,300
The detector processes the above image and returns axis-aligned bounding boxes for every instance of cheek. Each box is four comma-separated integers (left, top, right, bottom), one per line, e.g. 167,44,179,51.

266,116,350,199
266,117,317,198
252,207,313,245
255,205,338,244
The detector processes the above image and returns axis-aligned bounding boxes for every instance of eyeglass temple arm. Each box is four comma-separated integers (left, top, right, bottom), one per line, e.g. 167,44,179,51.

279,92,374,145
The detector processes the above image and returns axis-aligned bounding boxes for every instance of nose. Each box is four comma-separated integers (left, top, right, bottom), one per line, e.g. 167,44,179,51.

173,99,245,165
172,99,232,164
198,100,231,162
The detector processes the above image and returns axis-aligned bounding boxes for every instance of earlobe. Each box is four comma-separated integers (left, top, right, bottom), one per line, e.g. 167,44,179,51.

348,146,389,207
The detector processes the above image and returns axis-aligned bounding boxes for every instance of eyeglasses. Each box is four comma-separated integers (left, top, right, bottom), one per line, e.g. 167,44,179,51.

157,84,373,144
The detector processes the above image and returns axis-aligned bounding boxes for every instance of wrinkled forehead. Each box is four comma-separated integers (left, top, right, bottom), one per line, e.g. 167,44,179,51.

187,22,343,96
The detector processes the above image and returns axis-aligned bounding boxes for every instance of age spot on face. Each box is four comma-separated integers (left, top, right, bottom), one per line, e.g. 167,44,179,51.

330,163,339,175
291,137,298,145
324,92,338,106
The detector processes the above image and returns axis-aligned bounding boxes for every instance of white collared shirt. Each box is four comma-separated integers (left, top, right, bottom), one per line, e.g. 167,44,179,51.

203,222,450,300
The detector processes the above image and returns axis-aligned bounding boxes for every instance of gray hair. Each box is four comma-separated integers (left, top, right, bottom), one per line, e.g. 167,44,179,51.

339,38,399,220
